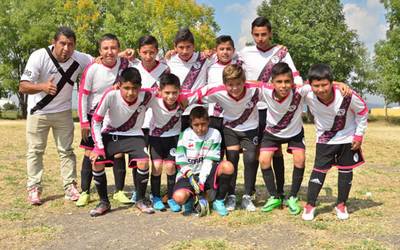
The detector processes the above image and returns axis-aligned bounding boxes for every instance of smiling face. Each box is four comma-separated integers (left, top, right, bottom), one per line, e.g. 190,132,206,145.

160,84,179,107
225,78,245,99
216,41,235,64
310,79,334,103
251,26,272,50
271,73,294,100
175,41,195,61
52,35,75,63
99,39,120,67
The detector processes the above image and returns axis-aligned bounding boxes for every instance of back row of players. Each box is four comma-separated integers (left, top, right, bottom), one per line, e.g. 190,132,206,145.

21,17,367,221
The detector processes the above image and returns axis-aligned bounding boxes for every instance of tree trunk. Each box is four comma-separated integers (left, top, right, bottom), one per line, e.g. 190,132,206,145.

17,92,28,119
384,99,388,121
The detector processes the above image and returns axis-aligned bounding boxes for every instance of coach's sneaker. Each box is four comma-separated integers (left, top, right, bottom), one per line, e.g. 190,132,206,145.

152,196,166,211
261,197,282,212
130,191,137,204
113,190,132,204
136,200,155,214
27,186,42,205
76,191,90,207
89,201,111,217
183,198,194,216
65,183,80,201
302,204,316,221
335,202,349,220
241,195,256,212
213,199,229,216
286,196,301,215
167,199,181,212
225,194,236,211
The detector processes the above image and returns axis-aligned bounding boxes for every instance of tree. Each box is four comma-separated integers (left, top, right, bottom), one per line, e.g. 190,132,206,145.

257,0,370,90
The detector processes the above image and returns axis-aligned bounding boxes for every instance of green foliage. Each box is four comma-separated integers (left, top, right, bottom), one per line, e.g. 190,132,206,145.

1,103,18,111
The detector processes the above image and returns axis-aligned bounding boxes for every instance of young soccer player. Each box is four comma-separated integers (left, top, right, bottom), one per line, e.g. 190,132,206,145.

147,73,182,212
173,106,234,216
302,64,368,221
77,33,131,207
240,17,303,199
89,67,155,216
187,64,262,212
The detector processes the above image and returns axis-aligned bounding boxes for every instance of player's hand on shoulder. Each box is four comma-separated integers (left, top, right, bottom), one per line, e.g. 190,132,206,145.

164,49,177,60
119,48,135,61
334,81,352,97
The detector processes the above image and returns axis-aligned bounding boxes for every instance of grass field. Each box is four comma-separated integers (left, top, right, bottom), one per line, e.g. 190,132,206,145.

0,120,399,249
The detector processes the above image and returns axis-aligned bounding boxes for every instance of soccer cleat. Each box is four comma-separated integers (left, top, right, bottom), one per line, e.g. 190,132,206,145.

152,196,166,211
225,194,236,211
241,195,256,212
65,183,80,201
213,199,229,216
136,200,155,214
167,199,181,212
113,190,133,204
130,191,137,204
89,201,111,217
195,197,210,217
76,191,90,207
286,196,301,215
335,202,349,220
261,197,282,212
183,198,194,216
302,204,316,221
27,186,42,205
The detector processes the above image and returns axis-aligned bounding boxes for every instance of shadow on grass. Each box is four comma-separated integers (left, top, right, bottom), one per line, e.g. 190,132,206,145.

41,194,65,203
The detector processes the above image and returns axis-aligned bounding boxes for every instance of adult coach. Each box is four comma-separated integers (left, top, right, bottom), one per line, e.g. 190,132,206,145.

19,27,93,205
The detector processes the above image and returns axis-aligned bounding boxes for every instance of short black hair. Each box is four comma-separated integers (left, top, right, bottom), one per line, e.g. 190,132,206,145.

189,106,209,123
138,35,158,49
308,63,333,83
271,62,293,80
98,33,120,50
54,26,76,43
174,27,194,46
159,73,180,90
216,35,235,48
251,17,272,32
120,67,142,87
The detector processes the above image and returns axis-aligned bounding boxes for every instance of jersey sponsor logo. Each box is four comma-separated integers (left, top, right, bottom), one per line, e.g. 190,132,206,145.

337,109,346,116
310,178,322,185
193,61,202,69
188,143,194,148
188,157,204,164
288,104,297,112
246,101,255,109
252,136,259,145
175,110,183,117
353,152,359,162
137,105,146,113
271,55,280,64
23,69,32,77
169,148,176,156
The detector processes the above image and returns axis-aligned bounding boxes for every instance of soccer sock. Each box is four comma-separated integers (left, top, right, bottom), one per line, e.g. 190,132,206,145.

289,166,305,198
337,170,353,204
261,168,277,197
226,150,240,195
113,157,126,192
243,149,258,196
306,170,327,207
93,169,109,203
131,166,138,191
216,174,233,200
167,174,176,199
151,174,161,197
136,168,149,201
80,155,92,193
273,155,285,195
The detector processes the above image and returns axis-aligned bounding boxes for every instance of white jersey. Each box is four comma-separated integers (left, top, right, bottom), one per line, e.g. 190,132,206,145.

78,58,131,128
148,96,183,137
92,88,155,150
189,82,262,131
167,52,211,115
262,84,310,138
239,45,303,110
21,45,93,115
132,59,169,129
304,86,368,144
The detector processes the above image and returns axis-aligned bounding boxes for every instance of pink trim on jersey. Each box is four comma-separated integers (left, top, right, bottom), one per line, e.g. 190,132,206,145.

272,90,291,104
287,147,305,152
244,82,261,88
260,147,279,152
292,71,300,77
93,87,114,119
228,87,247,102
163,100,179,111
263,83,274,89
205,85,226,96
78,62,95,126
312,168,329,173
81,89,90,95
102,60,117,69
80,121,90,128
93,147,105,157
94,159,113,166
353,135,363,142
142,60,160,73
92,114,104,122
256,44,276,53
79,145,94,150
352,91,368,115
335,160,364,170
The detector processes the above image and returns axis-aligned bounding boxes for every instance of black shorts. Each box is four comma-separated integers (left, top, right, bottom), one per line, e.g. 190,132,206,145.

102,134,149,167
260,128,305,154
314,143,364,172
148,135,179,162
258,108,267,139
223,127,259,152
79,114,95,150
181,115,190,132
173,161,221,197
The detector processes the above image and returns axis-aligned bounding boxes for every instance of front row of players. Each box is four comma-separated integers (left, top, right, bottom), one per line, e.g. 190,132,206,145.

87,62,368,221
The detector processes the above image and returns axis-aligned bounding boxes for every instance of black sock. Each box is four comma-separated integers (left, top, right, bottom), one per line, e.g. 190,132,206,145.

93,169,109,203
151,174,161,197
81,155,92,193
261,168,277,197
136,168,149,201
337,170,353,204
273,155,285,195
226,150,240,195
167,174,176,199
216,174,233,200
306,170,327,206
113,157,126,192
243,150,259,195
132,167,138,191
289,166,305,198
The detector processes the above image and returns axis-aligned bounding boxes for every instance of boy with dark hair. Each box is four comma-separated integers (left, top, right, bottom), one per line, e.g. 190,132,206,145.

302,64,368,221
173,106,234,216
